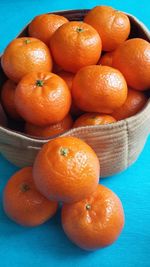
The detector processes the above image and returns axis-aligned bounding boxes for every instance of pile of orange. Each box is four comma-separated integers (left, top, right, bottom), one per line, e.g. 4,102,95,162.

1,5,149,137
1,5,150,250
3,136,124,250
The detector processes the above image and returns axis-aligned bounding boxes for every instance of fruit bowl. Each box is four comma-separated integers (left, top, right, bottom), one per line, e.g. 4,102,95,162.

0,9,150,177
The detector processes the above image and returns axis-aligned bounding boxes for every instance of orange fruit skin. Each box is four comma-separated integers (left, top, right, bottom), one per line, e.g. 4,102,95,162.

58,71,74,91
84,6,130,51
3,167,58,227
112,88,147,120
98,51,114,67
73,113,116,127
50,21,102,73
58,70,83,117
62,184,125,251
33,137,100,203
25,114,73,138
1,37,53,82
15,72,71,126
72,65,128,114
28,14,68,45
1,80,21,120
112,38,150,91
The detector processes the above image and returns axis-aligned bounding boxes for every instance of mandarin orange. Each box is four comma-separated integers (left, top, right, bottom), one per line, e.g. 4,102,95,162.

112,38,150,90
62,184,124,250
28,14,68,45
50,21,102,73
33,137,100,203
15,71,71,126
72,65,128,114
1,37,52,82
3,167,58,226
84,6,130,51
74,113,116,127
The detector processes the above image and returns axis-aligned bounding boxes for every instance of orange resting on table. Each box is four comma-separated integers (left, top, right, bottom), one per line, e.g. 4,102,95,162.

72,65,128,114
3,167,58,226
1,79,21,120
62,184,124,250
28,14,69,45
84,5,130,51
15,71,71,126
50,21,102,73
1,37,53,82
33,136,100,203
25,114,73,138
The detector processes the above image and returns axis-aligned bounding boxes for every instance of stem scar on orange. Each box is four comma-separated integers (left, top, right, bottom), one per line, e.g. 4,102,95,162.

15,71,71,126
49,21,102,73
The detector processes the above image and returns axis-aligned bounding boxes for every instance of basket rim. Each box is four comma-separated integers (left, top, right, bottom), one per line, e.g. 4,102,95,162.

0,9,150,144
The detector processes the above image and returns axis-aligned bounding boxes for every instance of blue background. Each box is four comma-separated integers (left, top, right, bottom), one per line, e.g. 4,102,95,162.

0,1,150,266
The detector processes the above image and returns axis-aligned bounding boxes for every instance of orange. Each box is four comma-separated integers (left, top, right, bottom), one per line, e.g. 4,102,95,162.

15,71,71,126
28,14,68,45
25,114,73,138
1,80,21,120
33,136,100,203
62,184,124,250
3,167,58,227
58,71,74,91
58,70,83,117
50,21,102,73
98,51,114,67
1,37,53,82
0,103,7,127
112,88,147,120
73,113,116,127
72,65,128,114
112,38,150,91
84,6,130,51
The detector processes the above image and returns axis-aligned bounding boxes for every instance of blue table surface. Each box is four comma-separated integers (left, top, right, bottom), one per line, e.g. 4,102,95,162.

0,1,150,266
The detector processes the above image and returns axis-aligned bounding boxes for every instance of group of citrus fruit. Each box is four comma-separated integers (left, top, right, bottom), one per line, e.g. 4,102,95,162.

1,5,150,250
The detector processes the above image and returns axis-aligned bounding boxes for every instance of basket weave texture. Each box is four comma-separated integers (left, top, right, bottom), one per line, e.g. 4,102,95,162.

0,9,149,177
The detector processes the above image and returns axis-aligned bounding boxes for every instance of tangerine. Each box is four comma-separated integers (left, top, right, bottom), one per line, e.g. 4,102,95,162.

62,184,124,250
3,167,58,226
84,6,130,51
15,71,71,126
1,37,52,82
33,137,100,203
50,21,102,73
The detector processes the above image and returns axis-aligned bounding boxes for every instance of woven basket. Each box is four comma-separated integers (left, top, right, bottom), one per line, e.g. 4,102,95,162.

0,9,150,177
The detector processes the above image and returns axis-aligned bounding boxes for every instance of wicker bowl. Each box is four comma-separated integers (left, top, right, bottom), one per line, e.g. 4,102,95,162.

0,9,150,177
